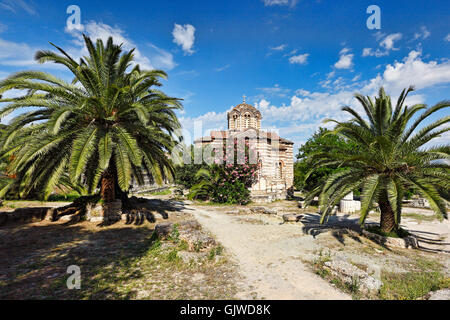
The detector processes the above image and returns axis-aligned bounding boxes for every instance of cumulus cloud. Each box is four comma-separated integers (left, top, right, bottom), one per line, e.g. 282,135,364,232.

445,34,450,42
363,33,402,58
67,21,176,71
380,33,402,50
182,49,450,150
172,23,196,55
363,50,450,93
334,48,353,69
289,53,309,65
0,21,177,72
179,108,233,144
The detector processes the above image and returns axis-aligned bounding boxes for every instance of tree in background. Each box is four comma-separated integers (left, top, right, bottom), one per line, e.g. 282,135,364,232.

305,87,449,234
294,127,357,192
174,145,209,190
0,35,181,203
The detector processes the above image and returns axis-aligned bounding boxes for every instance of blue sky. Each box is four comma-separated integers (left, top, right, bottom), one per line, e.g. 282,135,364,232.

0,0,449,151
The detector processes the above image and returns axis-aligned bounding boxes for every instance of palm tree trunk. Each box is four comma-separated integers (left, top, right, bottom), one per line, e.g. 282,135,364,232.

378,190,397,233
100,165,116,203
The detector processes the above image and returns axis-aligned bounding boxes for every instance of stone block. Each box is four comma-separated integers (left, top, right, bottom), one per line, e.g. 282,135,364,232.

250,207,277,215
428,289,450,300
282,213,304,222
324,259,382,294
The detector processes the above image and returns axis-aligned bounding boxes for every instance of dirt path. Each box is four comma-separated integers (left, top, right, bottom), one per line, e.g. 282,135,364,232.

187,205,350,300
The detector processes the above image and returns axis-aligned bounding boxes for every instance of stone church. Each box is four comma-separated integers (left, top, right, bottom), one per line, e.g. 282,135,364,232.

194,97,294,202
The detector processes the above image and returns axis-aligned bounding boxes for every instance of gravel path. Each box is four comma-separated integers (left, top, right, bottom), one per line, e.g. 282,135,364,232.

188,205,350,300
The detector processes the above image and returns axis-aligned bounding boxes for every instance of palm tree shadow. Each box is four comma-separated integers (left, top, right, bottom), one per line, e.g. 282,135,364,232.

404,229,450,254
301,213,364,245
0,221,158,299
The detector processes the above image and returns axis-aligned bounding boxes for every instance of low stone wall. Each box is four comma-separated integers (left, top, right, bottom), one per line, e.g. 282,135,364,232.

323,258,382,295
250,190,287,203
361,229,418,249
0,207,53,226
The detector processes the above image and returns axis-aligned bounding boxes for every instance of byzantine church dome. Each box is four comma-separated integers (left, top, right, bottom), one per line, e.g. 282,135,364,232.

227,96,261,130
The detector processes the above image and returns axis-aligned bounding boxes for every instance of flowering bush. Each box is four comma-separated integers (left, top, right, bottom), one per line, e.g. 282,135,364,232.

190,139,259,204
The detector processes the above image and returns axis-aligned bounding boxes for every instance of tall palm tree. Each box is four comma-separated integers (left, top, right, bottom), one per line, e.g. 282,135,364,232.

0,35,182,202
306,87,449,233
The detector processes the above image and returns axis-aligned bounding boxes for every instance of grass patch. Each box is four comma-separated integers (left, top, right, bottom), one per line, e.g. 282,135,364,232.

379,256,449,300
139,189,172,196
379,271,449,300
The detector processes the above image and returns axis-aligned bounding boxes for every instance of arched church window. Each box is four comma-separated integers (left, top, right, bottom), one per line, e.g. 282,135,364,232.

276,161,283,179
244,113,251,128
233,114,238,128
279,162,283,179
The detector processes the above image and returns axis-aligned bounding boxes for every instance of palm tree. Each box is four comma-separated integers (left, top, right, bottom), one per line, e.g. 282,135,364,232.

188,168,220,200
0,35,182,203
306,87,449,233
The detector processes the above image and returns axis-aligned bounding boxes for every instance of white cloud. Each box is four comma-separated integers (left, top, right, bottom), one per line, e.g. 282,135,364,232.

0,0,36,15
257,84,291,98
289,53,309,65
146,43,177,70
270,44,287,51
0,38,64,69
179,108,233,143
67,21,176,71
172,23,196,55
283,49,298,57
374,31,386,41
412,26,431,41
363,33,402,58
445,34,450,42
263,0,298,7
362,47,389,57
0,38,36,66
0,23,7,33
380,33,402,50
215,64,230,72
182,50,450,150
334,48,353,69
363,50,450,93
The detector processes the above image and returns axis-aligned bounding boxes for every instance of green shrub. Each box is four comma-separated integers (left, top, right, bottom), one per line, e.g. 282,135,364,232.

189,140,258,204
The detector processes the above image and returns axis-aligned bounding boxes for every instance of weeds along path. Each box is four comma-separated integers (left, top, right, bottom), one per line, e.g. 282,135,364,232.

187,205,350,300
